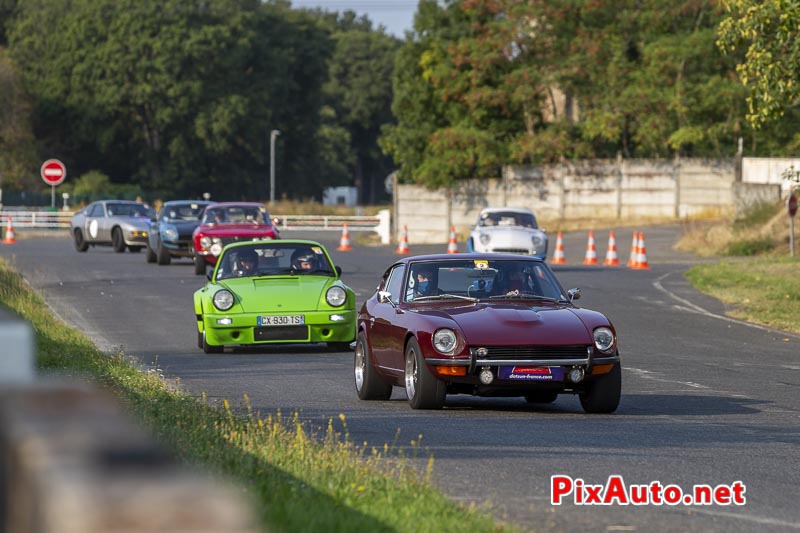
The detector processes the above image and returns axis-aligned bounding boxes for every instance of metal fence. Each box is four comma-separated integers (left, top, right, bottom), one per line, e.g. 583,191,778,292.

0,208,392,244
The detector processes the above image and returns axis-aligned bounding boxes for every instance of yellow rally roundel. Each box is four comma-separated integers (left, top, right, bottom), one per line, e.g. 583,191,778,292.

474,260,489,270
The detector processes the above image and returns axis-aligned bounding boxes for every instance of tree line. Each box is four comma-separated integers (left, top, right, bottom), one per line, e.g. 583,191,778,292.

0,0,796,202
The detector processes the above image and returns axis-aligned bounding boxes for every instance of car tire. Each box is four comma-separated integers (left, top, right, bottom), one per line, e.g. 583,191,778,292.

112,227,126,253
145,242,157,263
524,391,559,404
197,330,203,349
579,361,621,414
73,229,89,252
194,254,206,276
202,330,223,354
157,242,171,265
354,332,392,401
404,338,445,409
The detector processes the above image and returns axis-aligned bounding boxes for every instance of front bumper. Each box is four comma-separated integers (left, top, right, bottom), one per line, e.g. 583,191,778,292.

162,240,194,257
123,230,149,246
200,309,356,346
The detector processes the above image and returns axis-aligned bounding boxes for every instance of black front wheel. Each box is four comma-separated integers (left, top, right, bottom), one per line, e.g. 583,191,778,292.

354,332,392,401
194,254,206,275
112,227,126,252
202,331,223,354
404,338,445,409
145,242,157,263
157,242,171,265
579,362,621,414
73,229,89,252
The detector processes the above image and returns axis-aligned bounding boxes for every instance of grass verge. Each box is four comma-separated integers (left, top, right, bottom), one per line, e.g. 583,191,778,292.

685,257,800,334
0,258,511,533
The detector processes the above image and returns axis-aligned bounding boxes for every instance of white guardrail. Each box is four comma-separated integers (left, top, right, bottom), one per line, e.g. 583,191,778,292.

0,208,392,244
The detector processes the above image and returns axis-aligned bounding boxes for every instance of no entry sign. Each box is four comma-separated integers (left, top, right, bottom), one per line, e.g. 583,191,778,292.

789,193,798,218
41,159,67,186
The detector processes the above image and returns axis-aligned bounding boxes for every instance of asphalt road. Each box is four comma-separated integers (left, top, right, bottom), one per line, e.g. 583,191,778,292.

2,226,798,532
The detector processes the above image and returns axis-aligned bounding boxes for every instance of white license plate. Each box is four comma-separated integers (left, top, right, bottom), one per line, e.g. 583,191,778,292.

258,315,305,326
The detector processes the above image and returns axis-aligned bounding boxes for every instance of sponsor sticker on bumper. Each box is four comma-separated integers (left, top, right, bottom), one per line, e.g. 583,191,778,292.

498,366,564,381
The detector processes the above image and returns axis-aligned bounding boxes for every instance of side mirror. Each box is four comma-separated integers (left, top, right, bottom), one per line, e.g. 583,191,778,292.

378,291,392,304
335,265,342,277
540,227,547,233
567,288,581,302
272,216,282,226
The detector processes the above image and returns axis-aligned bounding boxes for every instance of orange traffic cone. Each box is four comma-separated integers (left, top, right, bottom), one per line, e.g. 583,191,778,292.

395,225,410,254
603,231,620,266
551,231,567,264
337,222,353,251
583,230,598,265
2,216,16,245
631,232,650,270
626,231,639,268
446,226,459,254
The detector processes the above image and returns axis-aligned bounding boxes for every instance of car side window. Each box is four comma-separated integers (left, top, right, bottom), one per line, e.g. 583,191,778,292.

88,204,104,217
383,266,404,305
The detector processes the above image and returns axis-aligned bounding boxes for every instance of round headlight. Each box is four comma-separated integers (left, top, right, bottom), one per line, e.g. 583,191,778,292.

163,227,179,241
593,327,615,353
532,234,545,249
213,289,234,311
433,328,458,354
210,243,223,256
326,286,346,307
199,236,211,249
479,233,491,245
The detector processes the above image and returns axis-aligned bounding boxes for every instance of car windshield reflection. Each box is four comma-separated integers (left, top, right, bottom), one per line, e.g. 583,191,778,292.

216,243,335,280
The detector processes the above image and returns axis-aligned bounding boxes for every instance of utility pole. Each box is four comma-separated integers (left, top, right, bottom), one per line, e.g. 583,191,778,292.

270,130,281,204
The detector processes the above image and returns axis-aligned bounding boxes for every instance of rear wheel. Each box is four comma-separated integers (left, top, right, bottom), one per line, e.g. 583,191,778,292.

354,332,392,400
194,254,206,275
202,331,223,354
579,362,621,414
112,227,126,252
157,242,171,265
404,338,445,409
524,391,559,404
73,229,89,252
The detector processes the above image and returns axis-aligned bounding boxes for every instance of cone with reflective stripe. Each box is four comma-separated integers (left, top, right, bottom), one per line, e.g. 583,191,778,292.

583,230,598,265
603,231,620,266
551,231,567,264
626,231,639,268
446,225,459,254
631,232,650,270
337,222,353,251
395,225,410,254
2,216,16,245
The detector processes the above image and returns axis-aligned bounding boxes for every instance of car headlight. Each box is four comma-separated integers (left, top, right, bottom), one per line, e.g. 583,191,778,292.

200,236,211,249
163,226,179,241
433,328,458,354
326,286,346,307
532,234,545,249
479,233,491,245
593,327,615,353
213,289,234,311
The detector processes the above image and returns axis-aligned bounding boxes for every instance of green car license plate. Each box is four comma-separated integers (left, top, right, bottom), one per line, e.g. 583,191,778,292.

258,315,305,326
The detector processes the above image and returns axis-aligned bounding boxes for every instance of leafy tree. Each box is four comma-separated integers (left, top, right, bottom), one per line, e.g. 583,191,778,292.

0,47,37,191
718,0,800,127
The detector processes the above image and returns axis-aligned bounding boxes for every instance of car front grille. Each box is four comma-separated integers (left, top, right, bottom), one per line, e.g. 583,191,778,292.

254,326,309,342
472,345,590,360
491,248,530,255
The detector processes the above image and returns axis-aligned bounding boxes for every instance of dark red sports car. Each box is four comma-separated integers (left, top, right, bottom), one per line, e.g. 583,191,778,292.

354,254,620,412
192,202,280,275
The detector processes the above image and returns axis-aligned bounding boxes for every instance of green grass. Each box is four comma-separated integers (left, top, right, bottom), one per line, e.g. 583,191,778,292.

724,238,775,256
0,259,512,533
686,258,800,334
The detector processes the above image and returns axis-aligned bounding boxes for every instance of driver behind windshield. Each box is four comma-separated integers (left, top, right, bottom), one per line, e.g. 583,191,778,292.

234,249,258,277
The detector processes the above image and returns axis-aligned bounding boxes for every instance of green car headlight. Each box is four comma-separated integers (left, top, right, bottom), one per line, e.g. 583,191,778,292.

593,327,615,353
326,286,346,307
213,289,234,311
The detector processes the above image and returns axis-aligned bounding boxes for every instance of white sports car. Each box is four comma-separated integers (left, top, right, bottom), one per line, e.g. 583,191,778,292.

467,207,548,259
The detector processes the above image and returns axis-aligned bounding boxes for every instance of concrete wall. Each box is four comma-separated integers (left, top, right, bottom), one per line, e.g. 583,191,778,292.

396,157,767,244
742,157,800,195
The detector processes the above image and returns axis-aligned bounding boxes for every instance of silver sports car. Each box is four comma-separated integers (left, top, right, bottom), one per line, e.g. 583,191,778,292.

70,200,154,253
467,207,548,259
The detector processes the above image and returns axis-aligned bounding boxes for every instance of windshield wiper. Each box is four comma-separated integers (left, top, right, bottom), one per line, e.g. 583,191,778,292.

413,293,478,303
488,292,560,301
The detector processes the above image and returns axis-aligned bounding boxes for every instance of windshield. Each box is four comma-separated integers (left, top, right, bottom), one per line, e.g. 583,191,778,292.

202,205,269,225
161,203,208,222
107,203,154,218
215,243,335,280
404,259,564,302
478,211,537,229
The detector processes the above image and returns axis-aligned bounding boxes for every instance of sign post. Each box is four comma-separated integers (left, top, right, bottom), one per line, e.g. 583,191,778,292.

789,193,798,257
40,159,67,209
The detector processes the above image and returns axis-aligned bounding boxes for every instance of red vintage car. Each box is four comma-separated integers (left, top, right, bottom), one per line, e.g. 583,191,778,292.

192,202,280,275
354,254,621,412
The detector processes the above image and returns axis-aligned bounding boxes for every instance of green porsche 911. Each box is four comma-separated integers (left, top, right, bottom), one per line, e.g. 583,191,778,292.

194,240,356,353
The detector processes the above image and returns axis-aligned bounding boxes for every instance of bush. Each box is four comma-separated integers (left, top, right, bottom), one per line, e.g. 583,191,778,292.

724,238,775,256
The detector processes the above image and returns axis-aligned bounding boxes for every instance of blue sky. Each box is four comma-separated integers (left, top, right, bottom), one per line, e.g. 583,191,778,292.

289,1,417,37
